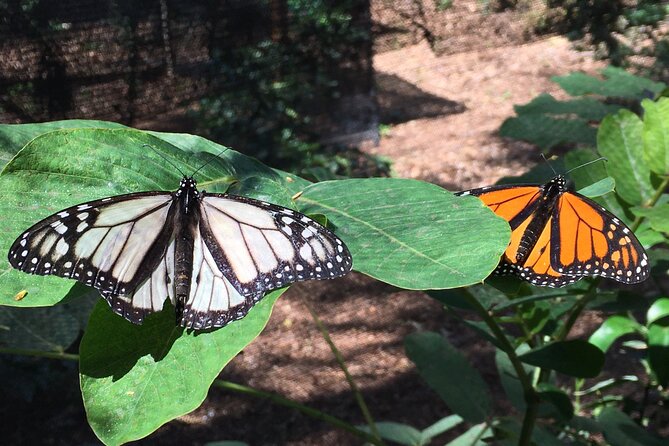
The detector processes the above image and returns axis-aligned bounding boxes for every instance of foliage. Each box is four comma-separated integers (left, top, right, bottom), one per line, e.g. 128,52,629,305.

500,66,666,151
396,98,669,444
192,0,380,179
540,1,669,78
0,121,507,444
2,91,668,444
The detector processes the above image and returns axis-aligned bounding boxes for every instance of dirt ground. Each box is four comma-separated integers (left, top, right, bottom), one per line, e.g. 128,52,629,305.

6,2,615,446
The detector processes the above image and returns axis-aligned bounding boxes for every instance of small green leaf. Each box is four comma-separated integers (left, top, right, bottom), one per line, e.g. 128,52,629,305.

598,407,665,446
518,340,604,378
80,290,284,445
420,415,463,442
405,331,491,423
298,179,509,289
631,204,669,233
577,177,615,198
642,97,669,175
536,383,574,420
445,423,492,446
598,110,654,205
364,422,422,446
589,315,641,352
647,297,669,325
648,323,669,386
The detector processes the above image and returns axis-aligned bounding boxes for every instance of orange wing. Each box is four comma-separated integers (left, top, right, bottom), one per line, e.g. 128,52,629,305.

551,191,649,284
465,185,575,287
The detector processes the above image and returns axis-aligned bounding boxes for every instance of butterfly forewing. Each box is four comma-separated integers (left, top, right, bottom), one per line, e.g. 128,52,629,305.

199,194,353,297
8,192,175,296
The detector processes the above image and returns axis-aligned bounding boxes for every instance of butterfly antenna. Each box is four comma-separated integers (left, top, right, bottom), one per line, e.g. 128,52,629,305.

541,153,559,176
565,157,608,175
191,147,231,177
142,144,187,177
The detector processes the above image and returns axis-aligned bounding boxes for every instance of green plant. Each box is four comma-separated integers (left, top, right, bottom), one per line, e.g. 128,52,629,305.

387,98,669,445
0,121,507,444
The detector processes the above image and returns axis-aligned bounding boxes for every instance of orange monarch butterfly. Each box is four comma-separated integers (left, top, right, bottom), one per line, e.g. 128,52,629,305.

456,175,649,287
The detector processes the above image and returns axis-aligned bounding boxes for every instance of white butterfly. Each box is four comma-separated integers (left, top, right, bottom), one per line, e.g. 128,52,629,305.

8,176,353,330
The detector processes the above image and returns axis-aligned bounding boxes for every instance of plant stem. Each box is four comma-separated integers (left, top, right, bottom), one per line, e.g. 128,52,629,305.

0,347,79,361
213,380,384,445
458,288,539,446
302,298,385,445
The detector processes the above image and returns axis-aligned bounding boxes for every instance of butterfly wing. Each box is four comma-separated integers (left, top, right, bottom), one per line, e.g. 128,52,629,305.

8,192,177,323
551,191,649,284
178,193,353,329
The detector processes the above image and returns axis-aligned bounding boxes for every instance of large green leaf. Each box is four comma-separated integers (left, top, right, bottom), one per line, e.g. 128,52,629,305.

297,179,509,289
0,128,297,308
513,93,622,121
405,331,492,423
642,98,669,175
0,120,127,165
598,110,654,206
631,204,669,233
518,340,604,378
80,290,283,445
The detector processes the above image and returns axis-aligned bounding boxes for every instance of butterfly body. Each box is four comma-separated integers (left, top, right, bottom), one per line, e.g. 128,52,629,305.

457,175,649,287
9,177,352,330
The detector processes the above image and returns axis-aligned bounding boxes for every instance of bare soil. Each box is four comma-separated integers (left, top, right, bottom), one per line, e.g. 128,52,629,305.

6,2,614,445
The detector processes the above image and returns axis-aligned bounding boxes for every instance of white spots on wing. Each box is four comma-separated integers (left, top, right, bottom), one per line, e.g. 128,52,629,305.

301,227,315,238
54,224,68,235
310,239,326,261
21,250,28,257
77,222,89,232
299,243,314,264
77,212,89,221
336,255,342,262
64,261,72,268
57,211,69,218
31,257,37,264
19,239,27,247
282,216,294,225
77,204,92,211
296,264,304,271
55,239,69,255
281,225,292,236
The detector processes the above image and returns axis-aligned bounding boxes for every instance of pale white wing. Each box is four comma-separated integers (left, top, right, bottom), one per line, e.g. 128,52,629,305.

199,194,352,297
8,192,176,324
180,226,258,330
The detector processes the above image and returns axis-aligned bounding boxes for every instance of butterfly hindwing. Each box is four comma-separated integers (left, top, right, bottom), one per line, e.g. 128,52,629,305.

551,191,648,284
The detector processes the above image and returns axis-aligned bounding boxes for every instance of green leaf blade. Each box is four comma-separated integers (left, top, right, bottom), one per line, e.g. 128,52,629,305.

405,331,491,423
80,291,283,445
298,178,509,289
518,340,604,378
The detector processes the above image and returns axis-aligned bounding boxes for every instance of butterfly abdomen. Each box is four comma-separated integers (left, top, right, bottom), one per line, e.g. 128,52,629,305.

515,182,562,263
173,183,200,325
